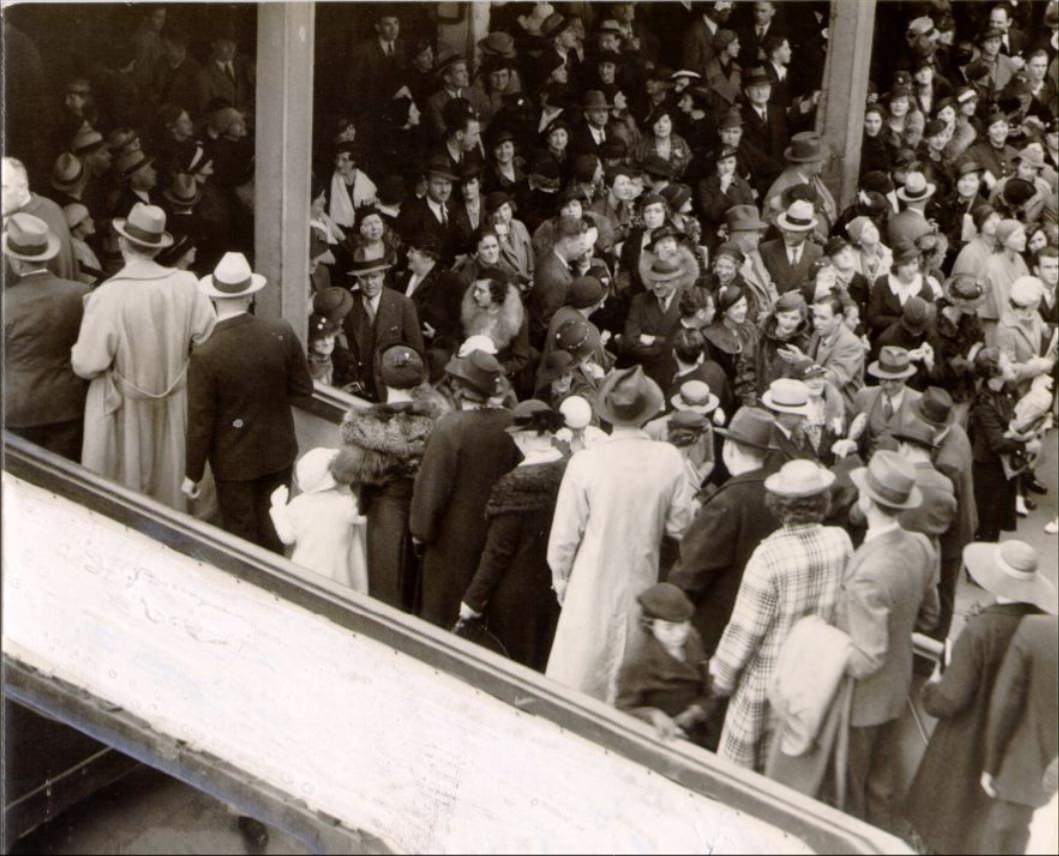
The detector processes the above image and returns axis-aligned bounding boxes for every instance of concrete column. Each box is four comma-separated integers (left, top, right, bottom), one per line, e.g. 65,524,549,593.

254,2,315,339
816,0,877,211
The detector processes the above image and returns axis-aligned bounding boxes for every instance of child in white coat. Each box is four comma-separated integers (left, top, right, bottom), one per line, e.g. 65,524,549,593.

269,446,368,593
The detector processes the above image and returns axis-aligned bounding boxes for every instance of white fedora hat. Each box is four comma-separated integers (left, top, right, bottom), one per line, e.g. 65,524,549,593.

198,252,267,299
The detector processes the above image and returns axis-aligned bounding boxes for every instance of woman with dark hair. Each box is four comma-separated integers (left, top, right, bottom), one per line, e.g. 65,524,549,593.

483,127,527,197
882,83,926,158
483,192,533,285
460,274,534,396
618,193,672,297
345,205,402,269
542,116,572,185
709,460,853,771
860,103,892,177
971,347,1041,542
449,164,485,259
455,226,524,291
754,291,812,400
632,103,693,181
696,146,756,249
457,400,567,671
866,243,936,338
704,284,758,406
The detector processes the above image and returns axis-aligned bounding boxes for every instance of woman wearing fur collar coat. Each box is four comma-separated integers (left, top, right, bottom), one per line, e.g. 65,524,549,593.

461,275,535,397
340,346,450,612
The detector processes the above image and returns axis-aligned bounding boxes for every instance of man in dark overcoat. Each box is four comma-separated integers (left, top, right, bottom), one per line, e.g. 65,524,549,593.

669,407,777,655
2,214,89,461
410,351,518,629
183,253,314,553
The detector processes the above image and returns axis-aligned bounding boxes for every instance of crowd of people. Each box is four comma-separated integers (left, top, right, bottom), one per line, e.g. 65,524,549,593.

3,1,1059,853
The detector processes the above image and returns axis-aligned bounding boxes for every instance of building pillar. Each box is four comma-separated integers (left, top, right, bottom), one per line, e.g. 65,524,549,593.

816,0,877,211
254,2,315,338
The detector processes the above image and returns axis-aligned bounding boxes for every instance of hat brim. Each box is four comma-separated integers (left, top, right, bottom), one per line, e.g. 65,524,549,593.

943,283,987,308
163,188,203,207
776,214,818,231
113,218,175,250
426,167,459,182
764,468,836,498
896,185,937,203
867,362,917,380
349,262,394,277
595,381,664,427
670,393,719,414
964,543,1058,612
3,231,61,263
444,356,500,397
714,424,772,451
783,147,826,163
761,390,810,415
849,467,923,510
198,272,267,299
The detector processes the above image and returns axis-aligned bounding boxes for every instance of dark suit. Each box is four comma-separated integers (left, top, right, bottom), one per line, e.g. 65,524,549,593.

932,423,976,638
759,238,822,294
982,614,1059,854
3,270,89,461
185,314,314,551
341,289,424,402
851,385,922,455
347,37,407,114
669,469,777,654
569,121,619,157
741,102,789,166
529,249,574,346
838,526,939,831
149,55,208,116
391,265,463,343
622,289,685,390
395,197,458,267
204,54,254,113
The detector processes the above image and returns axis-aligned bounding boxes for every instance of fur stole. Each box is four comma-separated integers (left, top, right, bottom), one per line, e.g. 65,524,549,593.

340,389,447,485
485,459,566,517
638,243,700,294
460,282,525,350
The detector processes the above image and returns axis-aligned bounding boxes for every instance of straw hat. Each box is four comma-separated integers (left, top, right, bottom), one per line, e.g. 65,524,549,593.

670,380,719,415
113,202,174,249
2,213,61,262
964,541,1057,613
764,459,836,498
777,199,818,232
50,152,85,192
198,252,267,299
761,378,811,415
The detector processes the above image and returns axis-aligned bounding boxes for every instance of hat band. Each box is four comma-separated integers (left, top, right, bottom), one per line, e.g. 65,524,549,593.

905,187,929,199
877,359,910,374
785,214,814,226
7,237,50,256
866,468,911,506
957,90,976,102
995,547,1038,583
56,163,84,184
213,274,253,294
124,222,163,245
122,157,150,178
73,140,105,156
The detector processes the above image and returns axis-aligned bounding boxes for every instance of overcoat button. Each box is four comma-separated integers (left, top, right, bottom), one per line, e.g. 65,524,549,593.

233,418,244,428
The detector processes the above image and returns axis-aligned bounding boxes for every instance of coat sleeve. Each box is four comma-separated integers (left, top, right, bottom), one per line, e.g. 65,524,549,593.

842,570,891,680
189,289,217,347
546,456,589,585
409,416,458,544
983,622,1031,777
972,393,1023,456
867,282,901,333
915,535,941,634
70,290,119,379
668,492,739,601
463,511,522,614
664,461,695,542
920,618,984,719
184,350,216,483
622,299,664,360
709,546,778,696
822,333,864,392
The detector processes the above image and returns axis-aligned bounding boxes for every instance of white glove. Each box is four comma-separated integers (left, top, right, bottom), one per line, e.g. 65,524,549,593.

181,477,201,500
458,602,482,621
270,484,289,507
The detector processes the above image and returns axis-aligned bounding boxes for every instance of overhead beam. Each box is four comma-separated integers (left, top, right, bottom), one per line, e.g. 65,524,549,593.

254,3,315,338
817,0,877,210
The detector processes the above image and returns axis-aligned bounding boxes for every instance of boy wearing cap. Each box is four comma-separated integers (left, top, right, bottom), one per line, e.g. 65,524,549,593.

183,253,313,551
72,203,216,512
837,450,939,831
3,213,91,462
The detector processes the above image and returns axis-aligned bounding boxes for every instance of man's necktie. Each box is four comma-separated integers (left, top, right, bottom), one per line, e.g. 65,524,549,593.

365,298,376,325
225,62,236,84
883,395,894,421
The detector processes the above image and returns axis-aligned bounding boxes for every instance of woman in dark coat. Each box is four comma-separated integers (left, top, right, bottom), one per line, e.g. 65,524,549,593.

704,284,759,407
410,351,520,629
970,347,1039,542
753,291,812,403
904,541,1054,855
340,346,449,612
458,401,566,672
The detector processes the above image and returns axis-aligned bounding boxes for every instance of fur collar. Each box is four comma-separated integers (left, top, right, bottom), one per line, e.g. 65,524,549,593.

485,460,566,516
460,282,525,350
340,390,447,485
638,243,700,293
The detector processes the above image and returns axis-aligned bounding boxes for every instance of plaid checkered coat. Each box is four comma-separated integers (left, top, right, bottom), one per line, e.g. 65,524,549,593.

710,523,853,771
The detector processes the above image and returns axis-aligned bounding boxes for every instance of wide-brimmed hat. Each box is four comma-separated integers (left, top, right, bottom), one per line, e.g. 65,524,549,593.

596,365,664,427
715,406,773,451
113,202,174,249
425,157,459,182
869,346,917,380
379,344,426,389
726,204,768,232
71,127,107,157
743,66,771,88
581,89,611,111
3,213,61,262
850,449,923,510
295,448,339,494
670,380,719,415
777,199,818,232
896,171,936,203
163,172,202,207
638,582,695,622
348,255,393,277
761,378,811,415
198,251,267,298
535,350,575,390
783,133,827,163
116,149,155,181
445,350,505,397
478,31,517,58
914,387,955,430
642,255,684,286
964,541,1058,613
765,459,836,498
50,152,85,192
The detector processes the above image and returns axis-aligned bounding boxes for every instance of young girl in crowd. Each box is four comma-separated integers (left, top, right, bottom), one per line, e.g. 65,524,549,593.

269,446,368,593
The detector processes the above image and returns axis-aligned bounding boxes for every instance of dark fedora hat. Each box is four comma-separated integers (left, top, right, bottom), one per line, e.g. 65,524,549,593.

444,349,505,397
640,154,674,179
714,406,773,451
540,12,574,40
348,255,393,277
890,410,937,450
425,157,459,182
913,386,955,429
162,172,202,207
581,89,611,110
596,365,664,427
725,203,768,232
943,272,987,308
742,66,771,87
783,132,827,163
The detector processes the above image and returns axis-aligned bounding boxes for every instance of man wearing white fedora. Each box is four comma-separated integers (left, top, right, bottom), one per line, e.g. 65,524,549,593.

72,202,216,511
182,253,313,552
